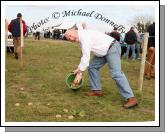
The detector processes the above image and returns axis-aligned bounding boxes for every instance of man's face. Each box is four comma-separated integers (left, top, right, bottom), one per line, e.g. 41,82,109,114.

65,34,77,42
65,30,78,42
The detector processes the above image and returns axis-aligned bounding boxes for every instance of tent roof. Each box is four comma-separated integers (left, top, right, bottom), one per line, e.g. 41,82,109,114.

54,22,75,30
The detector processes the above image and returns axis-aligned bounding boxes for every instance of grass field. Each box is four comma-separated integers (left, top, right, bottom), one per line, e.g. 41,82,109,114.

5,37,155,122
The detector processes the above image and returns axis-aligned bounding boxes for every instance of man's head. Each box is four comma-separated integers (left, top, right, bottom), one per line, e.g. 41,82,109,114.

17,13,22,18
65,29,78,42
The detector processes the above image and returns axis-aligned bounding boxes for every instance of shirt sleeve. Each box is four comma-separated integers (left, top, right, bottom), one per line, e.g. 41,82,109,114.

8,22,12,33
22,20,27,35
78,36,91,71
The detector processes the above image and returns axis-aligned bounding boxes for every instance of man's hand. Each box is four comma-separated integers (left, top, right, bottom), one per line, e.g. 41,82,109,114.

72,72,82,85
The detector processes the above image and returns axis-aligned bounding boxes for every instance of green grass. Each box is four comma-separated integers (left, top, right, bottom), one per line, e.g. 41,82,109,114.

5,37,155,122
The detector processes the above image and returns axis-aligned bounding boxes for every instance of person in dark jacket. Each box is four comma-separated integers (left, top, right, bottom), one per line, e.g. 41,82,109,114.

8,13,27,59
124,27,137,60
35,30,40,40
53,29,61,39
144,22,155,79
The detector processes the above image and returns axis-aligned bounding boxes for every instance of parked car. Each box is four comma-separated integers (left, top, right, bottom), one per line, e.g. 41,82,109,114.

6,33,14,53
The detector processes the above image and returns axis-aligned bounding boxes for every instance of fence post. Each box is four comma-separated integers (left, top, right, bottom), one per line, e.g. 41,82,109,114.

5,19,8,59
138,32,149,91
20,17,24,67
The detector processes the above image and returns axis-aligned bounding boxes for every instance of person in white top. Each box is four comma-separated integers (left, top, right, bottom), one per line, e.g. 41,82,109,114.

65,28,138,108
74,22,87,30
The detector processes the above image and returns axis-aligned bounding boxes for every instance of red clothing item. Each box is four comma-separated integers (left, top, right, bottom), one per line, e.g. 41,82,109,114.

22,20,27,35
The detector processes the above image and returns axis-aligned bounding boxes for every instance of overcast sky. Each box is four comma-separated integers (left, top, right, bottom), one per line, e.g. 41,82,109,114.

5,4,155,33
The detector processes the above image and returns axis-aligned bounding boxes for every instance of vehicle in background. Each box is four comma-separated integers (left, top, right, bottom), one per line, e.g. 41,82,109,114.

6,32,14,53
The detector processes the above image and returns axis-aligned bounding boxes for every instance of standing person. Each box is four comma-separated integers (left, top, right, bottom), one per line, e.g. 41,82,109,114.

81,22,87,29
8,13,27,59
133,27,142,60
124,27,137,60
35,29,40,40
65,29,138,108
74,22,87,30
145,22,155,79
55,29,61,39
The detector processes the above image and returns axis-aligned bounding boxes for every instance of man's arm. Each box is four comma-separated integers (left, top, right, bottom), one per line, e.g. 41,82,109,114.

73,36,91,84
78,37,91,71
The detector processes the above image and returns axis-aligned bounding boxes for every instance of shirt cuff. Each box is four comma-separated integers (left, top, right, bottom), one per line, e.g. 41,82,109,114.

78,65,87,71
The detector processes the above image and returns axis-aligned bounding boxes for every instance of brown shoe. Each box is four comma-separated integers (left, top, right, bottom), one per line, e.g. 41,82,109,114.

145,74,151,80
151,73,155,78
85,90,103,96
123,97,138,108
14,52,18,59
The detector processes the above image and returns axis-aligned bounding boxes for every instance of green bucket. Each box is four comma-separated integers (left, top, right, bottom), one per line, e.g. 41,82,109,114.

65,72,83,91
